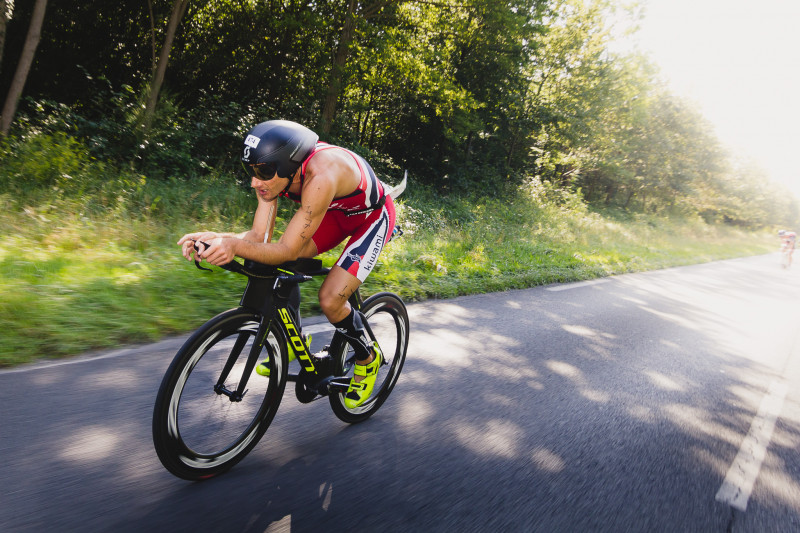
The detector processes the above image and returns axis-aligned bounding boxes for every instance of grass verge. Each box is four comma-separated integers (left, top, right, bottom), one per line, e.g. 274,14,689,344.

0,176,774,367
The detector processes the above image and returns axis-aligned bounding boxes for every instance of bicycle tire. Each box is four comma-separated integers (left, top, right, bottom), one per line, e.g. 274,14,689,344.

329,292,409,423
152,308,288,480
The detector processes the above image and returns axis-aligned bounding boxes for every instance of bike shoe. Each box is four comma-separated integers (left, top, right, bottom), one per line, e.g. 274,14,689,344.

256,334,311,377
343,342,383,408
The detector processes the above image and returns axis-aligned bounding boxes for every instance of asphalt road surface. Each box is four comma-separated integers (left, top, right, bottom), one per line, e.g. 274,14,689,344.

2,254,799,532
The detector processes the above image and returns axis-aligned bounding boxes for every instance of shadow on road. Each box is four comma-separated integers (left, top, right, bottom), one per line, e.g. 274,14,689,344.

2,256,799,531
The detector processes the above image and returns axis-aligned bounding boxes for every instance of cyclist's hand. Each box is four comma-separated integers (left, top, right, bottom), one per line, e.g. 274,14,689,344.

197,237,237,266
178,232,219,261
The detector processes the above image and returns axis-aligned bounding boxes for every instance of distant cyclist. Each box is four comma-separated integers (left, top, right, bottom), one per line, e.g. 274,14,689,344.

778,229,796,268
178,120,396,407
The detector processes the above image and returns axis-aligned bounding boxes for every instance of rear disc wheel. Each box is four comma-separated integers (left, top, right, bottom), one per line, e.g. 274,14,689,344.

329,293,409,423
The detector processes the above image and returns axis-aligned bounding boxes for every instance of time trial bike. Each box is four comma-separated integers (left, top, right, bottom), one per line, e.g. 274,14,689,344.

152,246,409,481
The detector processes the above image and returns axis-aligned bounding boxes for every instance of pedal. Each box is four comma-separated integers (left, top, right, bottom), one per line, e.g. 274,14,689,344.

325,377,351,394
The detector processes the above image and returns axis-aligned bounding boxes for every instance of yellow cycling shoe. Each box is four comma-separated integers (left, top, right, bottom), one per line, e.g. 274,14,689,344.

343,342,383,408
256,334,310,377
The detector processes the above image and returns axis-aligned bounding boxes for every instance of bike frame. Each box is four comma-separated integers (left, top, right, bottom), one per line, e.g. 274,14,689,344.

212,259,364,402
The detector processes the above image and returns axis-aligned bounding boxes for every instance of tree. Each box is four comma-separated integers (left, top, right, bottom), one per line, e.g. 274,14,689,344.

332,0,549,188
142,0,190,133
0,0,9,73
0,0,47,135
319,0,403,134
523,0,624,184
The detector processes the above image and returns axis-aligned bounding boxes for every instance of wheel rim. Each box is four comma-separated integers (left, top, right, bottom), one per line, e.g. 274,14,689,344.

165,318,283,470
334,299,407,415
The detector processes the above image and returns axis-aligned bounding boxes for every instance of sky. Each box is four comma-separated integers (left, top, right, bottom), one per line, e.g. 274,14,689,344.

610,0,800,195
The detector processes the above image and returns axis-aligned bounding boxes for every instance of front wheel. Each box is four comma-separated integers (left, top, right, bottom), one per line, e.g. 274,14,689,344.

152,309,288,480
329,293,409,423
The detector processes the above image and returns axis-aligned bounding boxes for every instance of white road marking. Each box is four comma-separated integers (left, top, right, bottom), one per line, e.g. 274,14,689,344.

0,321,336,375
0,344,163,375
715,380,789,511
545,278,610,291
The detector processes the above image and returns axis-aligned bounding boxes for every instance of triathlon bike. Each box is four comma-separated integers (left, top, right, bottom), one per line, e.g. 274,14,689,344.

152,248,409,480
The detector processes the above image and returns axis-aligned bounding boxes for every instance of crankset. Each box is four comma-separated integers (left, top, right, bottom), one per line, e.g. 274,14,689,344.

293,368,352,402
294,370,322,403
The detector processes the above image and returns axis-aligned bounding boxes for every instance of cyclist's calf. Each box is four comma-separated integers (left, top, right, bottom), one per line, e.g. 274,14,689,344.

332,308,372,361
317,262,373,362
317,269,361,322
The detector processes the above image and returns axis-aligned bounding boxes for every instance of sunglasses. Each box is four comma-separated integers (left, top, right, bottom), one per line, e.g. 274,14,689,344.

242,161,279,181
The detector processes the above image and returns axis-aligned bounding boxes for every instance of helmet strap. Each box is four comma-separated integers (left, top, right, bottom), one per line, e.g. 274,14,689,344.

280,168,298,195
281,176,293,194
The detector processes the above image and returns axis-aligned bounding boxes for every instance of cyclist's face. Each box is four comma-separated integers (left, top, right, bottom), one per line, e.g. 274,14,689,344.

247,165,287,201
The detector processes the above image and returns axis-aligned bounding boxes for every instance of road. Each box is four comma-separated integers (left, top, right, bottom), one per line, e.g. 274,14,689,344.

1,254,799,532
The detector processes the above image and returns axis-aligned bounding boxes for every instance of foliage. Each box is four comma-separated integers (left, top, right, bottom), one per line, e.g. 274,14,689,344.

0,0,797,237
0,136,776,366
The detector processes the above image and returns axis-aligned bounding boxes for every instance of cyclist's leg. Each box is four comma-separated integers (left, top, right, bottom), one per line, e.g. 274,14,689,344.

314,216,375,360
318,201,395,336
319,204,395,406
320,268,383,407
320,267,369,352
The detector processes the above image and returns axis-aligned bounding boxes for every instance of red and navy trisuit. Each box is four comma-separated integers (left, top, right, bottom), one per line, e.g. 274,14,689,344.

281,142,396,282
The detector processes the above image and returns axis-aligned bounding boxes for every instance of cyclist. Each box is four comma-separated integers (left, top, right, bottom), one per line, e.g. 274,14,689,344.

778,229,796,267
178,120,396,408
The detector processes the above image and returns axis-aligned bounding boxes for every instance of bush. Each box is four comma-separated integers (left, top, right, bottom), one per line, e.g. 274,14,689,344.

12,87,260,180
0,131,104,200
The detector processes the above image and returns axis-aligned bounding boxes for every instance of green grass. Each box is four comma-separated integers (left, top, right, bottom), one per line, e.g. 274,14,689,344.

0,172,774,367
360,182,774,300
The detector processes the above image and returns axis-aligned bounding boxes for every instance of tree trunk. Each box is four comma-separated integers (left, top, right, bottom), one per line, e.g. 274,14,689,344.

359,108,371,145
358,87,377,145
604,184,616,205
585,176,596,201
319,0,357,134
147,0,157,73
368,120,377,148
622,189,634,209
142,0,189,134
0,0,47,136
0,0,9,73
318,0,397,134
506,135,517,167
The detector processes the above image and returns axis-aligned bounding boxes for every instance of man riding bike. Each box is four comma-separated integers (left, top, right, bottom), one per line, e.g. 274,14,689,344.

778,229,796,268
178,120,396,408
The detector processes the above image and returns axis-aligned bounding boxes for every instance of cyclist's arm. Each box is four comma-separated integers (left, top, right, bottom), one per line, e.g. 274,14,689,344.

202,176,335,265
242,196,278,244
178,200,278,263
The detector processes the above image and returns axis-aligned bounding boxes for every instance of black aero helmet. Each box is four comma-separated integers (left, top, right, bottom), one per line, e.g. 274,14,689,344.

241,120,319,181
